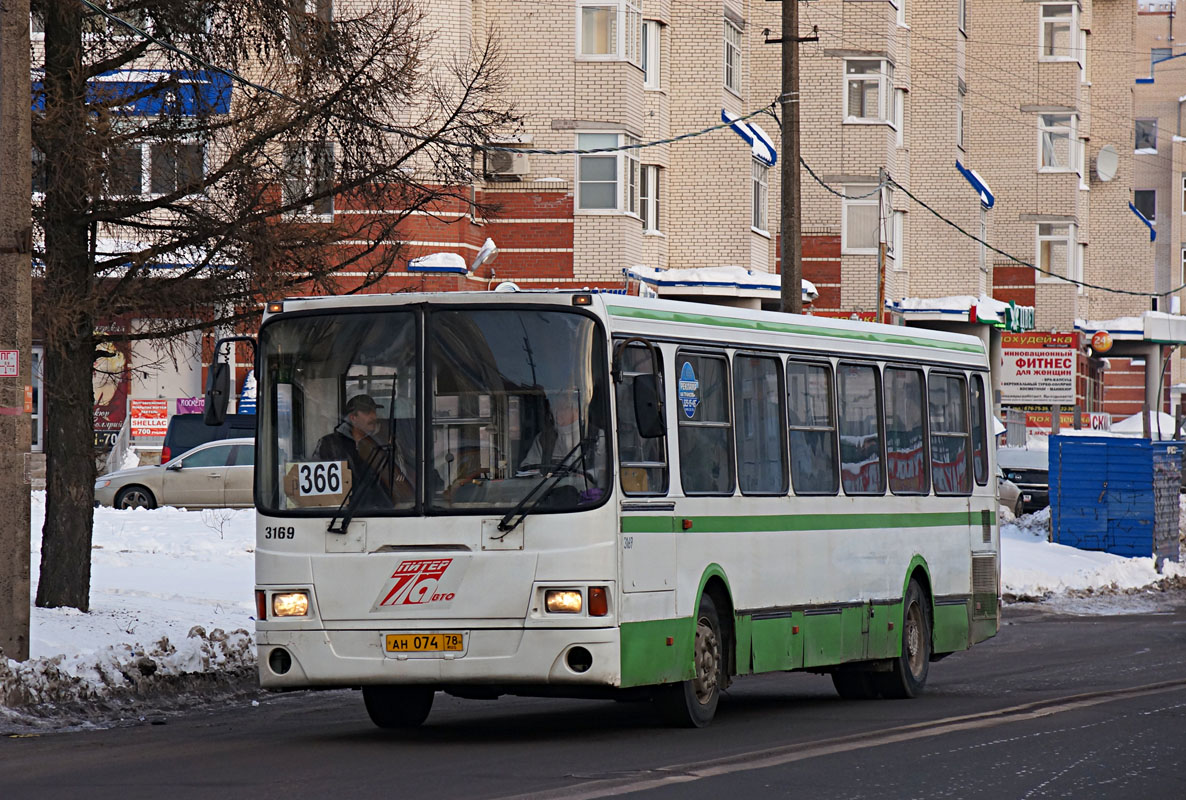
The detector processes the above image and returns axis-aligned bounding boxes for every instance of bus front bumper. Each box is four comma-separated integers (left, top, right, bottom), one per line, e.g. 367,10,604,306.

256,626,622,689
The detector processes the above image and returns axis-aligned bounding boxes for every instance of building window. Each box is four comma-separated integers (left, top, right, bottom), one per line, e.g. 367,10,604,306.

1134,190,1156,223
150,142,205,196
845,59,893,123
1040,4,1076,61
724,19,742,94
894,88,905,147
956,84,965,150
1179,100,1186,137
642,20,661,89
1152,47,1172,76
842,184,880,254
1036,222,1076,281
32,148,46,195
31,346,43,453
1181,246,1186,289
1039,113,1075,171
579,1,641,64
752,159,769,234
896,0,907,28
282,141,334,217
1181,175,1186,214
576,133,639,213
891,210,905,270
1135,119,1158,153
30,10,44,39
640,165,661,232
288,0,332,58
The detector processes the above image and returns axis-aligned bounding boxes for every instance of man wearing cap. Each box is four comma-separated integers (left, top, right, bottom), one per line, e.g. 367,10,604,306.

314,394,413,505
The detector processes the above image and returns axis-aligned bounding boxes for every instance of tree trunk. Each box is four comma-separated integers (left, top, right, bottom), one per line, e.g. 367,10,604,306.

35,2,96,611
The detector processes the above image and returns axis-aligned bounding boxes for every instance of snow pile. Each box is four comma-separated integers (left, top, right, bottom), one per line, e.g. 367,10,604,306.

1001,507,1186,600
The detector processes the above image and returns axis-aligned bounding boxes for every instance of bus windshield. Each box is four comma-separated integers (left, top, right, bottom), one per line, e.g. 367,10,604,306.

257,306,611,516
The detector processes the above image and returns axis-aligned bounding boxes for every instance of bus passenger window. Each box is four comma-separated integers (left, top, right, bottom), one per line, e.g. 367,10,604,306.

734,355,787,494
838,363,885,495
929,373,972,495
615,344,668,495
677,353,735,495
786,361,838,495
885,367,929,494
969,374,989,486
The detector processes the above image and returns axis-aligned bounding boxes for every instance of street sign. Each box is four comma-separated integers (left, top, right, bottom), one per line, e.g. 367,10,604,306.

0,350,17,377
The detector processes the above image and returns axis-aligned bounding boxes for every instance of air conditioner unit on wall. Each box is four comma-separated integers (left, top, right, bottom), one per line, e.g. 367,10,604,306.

485,150,530,177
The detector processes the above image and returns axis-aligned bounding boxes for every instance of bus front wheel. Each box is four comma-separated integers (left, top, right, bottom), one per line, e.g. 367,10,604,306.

362,685,434,729
654,593,724,727
875,580,931,699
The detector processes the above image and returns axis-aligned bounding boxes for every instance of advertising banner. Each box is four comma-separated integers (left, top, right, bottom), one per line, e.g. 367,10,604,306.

130,399,169,438
177,397,204,415
93,319,131,449
1023,411,1111,437
1000,332,1077,405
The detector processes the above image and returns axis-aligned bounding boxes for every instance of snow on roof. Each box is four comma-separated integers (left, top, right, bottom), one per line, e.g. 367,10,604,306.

624,265,818,301
407,252,467,273
895,294,1027,328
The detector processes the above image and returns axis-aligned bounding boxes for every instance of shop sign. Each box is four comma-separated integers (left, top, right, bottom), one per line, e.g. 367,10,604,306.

1000,332,1077,405
130,399,169,437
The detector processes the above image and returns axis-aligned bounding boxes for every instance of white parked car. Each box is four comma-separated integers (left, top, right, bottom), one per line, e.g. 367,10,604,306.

94,438,254,509
997,466,1023,518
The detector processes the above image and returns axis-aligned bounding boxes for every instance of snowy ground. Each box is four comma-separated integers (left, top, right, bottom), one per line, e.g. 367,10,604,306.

2,492,1184,732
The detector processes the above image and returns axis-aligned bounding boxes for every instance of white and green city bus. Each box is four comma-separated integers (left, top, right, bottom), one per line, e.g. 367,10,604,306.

212,290,1000,728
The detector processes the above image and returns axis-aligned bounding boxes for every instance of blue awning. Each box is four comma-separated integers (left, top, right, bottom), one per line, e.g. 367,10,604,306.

721,110,776,166
32,69,232,117
956,160,994,209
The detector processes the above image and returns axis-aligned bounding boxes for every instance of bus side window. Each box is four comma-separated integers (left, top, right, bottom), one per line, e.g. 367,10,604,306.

885,367,929,495
929,373,972,496
734,354,787,495
677,352,735,495
969,374,989,486
786,360,838,495
615,344,669,495
837,362,886,495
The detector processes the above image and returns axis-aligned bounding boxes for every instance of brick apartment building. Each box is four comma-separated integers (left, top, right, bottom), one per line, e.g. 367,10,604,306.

28,0,1186,456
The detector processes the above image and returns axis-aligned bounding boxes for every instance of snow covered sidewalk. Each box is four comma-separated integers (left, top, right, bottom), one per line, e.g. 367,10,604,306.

2,493,1184,731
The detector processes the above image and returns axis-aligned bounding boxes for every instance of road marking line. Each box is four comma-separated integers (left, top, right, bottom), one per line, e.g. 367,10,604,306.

496,679,1186,800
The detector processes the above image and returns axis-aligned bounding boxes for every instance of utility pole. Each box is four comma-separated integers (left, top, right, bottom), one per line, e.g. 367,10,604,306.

774,0,814,314
0,0,34,660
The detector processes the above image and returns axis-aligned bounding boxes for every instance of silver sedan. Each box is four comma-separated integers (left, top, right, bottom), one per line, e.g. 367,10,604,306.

95,438,255,509
997,466,1023,518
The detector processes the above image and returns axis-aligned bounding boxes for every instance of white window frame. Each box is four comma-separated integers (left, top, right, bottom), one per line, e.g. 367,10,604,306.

1039,3,1077,62
642,20,662,90
1135,118,1158,154
575,132,639,214
752,158,769,235
896,0,907,29
1035,222,1077,283
282,140,335,219
956,85,965,150
844,59,893,124
1180,246,1186,289
1181,175,1186,214
891,210,905,271
958,0,966,33
1038,113,1076,172
724,19,742,95
31,345,44,453
842,184,880,255
1079,30,1088,82
894,88,905,147
578,0,642,66
640,164,661,232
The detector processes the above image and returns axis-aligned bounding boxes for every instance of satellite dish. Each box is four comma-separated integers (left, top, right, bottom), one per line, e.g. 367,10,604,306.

1095,145,1118,182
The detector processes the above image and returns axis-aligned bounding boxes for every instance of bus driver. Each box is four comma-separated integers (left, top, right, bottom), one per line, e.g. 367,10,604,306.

314,394,413,504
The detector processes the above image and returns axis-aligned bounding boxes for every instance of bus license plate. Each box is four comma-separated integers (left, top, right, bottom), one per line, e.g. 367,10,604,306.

385,632,464,653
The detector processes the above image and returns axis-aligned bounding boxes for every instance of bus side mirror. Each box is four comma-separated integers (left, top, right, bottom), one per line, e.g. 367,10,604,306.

633,375,665,438
204,363,230,426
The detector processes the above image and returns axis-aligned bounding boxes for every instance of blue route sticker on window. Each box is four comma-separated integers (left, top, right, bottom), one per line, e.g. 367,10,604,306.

678,361,700,418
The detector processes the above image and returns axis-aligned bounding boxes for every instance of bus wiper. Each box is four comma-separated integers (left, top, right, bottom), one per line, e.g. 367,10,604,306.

328,437,391,534
496,438,589,535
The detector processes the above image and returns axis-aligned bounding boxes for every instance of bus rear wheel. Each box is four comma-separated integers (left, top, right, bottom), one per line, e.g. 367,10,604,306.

654,593,724,727
874,580,931,699
362,685,434,729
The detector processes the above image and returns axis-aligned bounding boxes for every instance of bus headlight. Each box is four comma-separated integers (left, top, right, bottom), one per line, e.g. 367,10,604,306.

272,591,310,617
545,590,582,614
